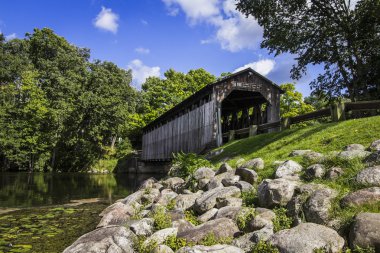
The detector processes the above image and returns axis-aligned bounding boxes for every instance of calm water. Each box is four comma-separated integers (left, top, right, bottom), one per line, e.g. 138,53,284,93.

0,172,163,208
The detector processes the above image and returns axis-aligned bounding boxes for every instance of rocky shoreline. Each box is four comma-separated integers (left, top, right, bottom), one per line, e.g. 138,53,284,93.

64,140,380,253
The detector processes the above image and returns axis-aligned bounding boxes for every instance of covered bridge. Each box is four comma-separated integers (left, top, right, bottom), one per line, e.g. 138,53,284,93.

141,68,283,161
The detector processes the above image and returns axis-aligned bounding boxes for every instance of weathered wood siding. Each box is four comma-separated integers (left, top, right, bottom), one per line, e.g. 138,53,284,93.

142,101,215,160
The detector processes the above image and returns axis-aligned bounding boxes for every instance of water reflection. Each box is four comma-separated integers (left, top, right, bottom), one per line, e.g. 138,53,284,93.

0,172,163,208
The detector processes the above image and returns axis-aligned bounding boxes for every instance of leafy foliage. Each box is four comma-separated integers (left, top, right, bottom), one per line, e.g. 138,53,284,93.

164,235,191,251
241,189,257,207
272,208,293,232
151,206,172,231
169,152,213,179
280,83,315,118
251,240,280,253
199,233,232,246
184,210,201,226
236,208,256,231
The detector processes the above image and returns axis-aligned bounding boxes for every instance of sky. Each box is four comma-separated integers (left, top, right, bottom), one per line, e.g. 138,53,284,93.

0,0,326,96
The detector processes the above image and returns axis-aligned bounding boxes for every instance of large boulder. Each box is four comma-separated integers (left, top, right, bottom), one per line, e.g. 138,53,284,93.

369,139,380,151
305,164,325,179
193,167,216,189
194,186,241,213
143,228,177,248
248,208,275,231
216,197,242,208
176,245,244,253
138,177,158,190
356,166,380,187
232,226,273,252
214,206,242,220
303,188,337,225
365,151,380,166
198,208,218,223
275,160,303,179
221,176,240,187
207,172,235,190
349,212,380,251
235,167,258,184
120,189,144,205
341,187,380,207
177,218,239,243
239,158,265,170
157,189,178,206
172,219,195,234
63,225,136,253
152,245,174,253
326,167,344,180
338,150,371,160
269,223,345,253
141,188,161,204
216,163,234,175
162,177,185,191
174,192,202,211
258,178,298,208
130,218,154,236
234,181,253,193
97,202,137,227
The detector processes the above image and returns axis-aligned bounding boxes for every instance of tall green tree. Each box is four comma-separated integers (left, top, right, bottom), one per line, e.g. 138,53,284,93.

236,0,380,100
280,83,315,118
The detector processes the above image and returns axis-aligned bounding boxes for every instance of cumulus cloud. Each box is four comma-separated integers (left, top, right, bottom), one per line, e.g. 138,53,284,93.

162,0,263,52
94,6,119,34
5,33,16,41
135,47,150,54
234,59,276,76
128,59,161,89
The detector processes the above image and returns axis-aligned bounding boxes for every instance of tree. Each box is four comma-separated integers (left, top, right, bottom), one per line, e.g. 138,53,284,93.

236,0,380,101
280,83,315,118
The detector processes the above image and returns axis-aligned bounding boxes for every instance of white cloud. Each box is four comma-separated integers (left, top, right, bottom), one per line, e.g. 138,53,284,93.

5,33,16,41
161,0,263,52
135,47,150,54
234,59,276,76
94,6,119,34
141,19,149,26
128,59,161,89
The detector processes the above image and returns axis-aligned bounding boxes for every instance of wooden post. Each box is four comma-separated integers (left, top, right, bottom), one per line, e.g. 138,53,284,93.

249,125,258,136
331,102,346,122
228,130,235,142
281,117,291,130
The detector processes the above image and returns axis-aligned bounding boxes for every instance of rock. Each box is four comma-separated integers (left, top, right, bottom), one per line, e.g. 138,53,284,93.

141,188,161,204
341,187,380,207
174,192,202,211
345,144,365,151
198,208,218,223
305,164,325,179
258,178,298,208
130,218,154,236
194,167,216,189
120,189,144,205
338,150,371,160
162,177,185,191
248,208,275,231
63,225,136,253
215,206,242,220
303,188,337,225
326,167,344,180
275,160,303,179
168,210,185,221
194,186,241,213
176,245,244,253
240,158,265,170
97,202,136,227
235,167,258,184
234,181,253,193
369,140,380,152
172,219,195,234
207,172,235,190
233,225,274,251
269,223,345,253
304,152,324,162
216,163,234,175
356,166,380,186
157,189,178,206
236,158,246,168
143,228,177,248
349,212,380,251
138,177,158,190
365,151,380,166
153,245,174,253
216,197,242,208
221,176,240,187
177,218,239,244
290,150,312,156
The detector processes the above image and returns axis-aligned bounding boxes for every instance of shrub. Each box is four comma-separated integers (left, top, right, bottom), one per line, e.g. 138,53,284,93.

184,210,201,226
169,152,212,179
241,189,257,207
273,207,292,232
236,208,255,231
251,240,279,253
199,233,232,246
166,198,176,211
164,235,191,251
133,236,158,253
151,206,172,230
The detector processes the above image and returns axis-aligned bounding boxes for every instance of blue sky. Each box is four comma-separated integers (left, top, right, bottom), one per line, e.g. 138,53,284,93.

0,0,324,95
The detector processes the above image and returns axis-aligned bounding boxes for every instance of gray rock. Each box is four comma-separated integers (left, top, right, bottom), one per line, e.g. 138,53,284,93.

63,225,136,253
326,167,344,180
248,208,275,231
214,206,242,220
236,158,246,168
232,232,256,252
269,223,345,253
172,219,195,234
162,177,185,191
97,202,136,227
141,188,161,204
216,163,234,175
345,144,366,151
290,150,312,156
303,188,337,225
216,197,242,208
221,176,240,187
275,160,303,179
305,164,325,179
176,245,244,253
194,186,241,213
365,151,380,166
240,158,265,170
138,177,158,190
120,189,144,205
194,167,215,189
356,166,380,186
341,187,380,207
168,209,185,222
198,208,218,223
349,212,380,251
338,150,371,160
157,189,178,206
258,178,298,208
235,167,258,184
207,172,235,190
153,245,174,253
177,218,239,244
174,192,202,211
143,227,177,248
303,152,324,162
369,140,380,152
130,218,154,236
234,181,253,193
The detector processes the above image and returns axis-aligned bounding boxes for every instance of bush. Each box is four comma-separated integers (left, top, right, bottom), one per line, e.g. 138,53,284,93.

273,207,293,232
151,206,172,230
184,210,201,226
236,208,255,231
251,240,279,253
166,198,176,211
169,152,213,179
133,236,158,253
199,233,232,246
241,189,257,207
164,235,191,251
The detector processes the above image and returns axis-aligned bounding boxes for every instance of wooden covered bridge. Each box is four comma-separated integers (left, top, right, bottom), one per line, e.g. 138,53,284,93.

141,68,283,161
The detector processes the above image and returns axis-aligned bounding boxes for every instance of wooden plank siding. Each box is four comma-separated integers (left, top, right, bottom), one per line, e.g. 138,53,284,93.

141,101,215,160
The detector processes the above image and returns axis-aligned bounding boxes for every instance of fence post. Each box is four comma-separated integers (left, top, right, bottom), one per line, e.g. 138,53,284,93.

331,102,346,122
228,130,235,142
249,125,258,137
281,117,291,130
